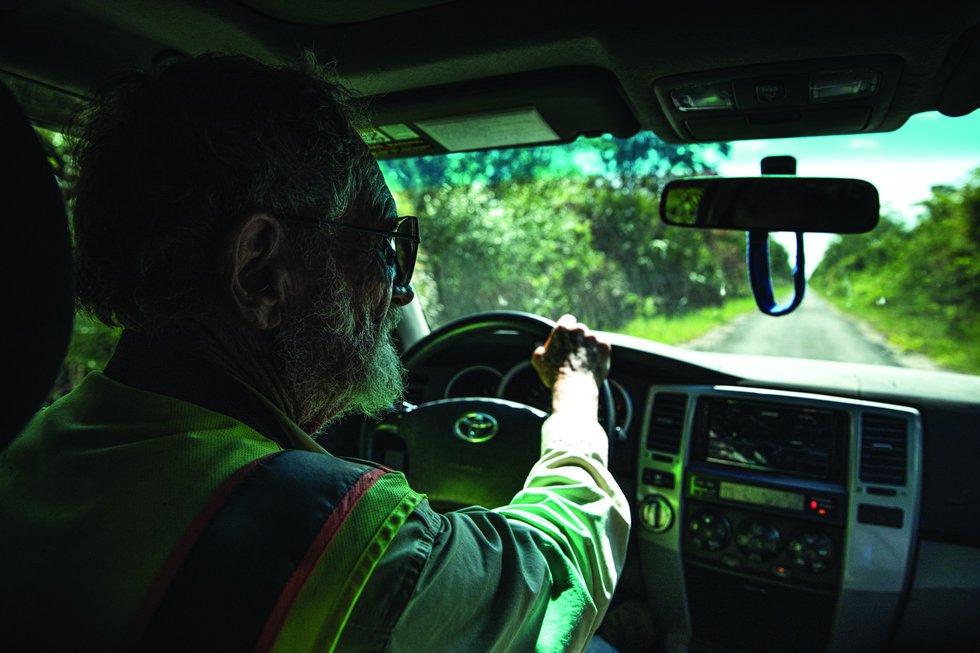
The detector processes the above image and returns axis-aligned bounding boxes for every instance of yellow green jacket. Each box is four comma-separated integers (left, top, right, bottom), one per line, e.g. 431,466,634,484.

0,367,629,651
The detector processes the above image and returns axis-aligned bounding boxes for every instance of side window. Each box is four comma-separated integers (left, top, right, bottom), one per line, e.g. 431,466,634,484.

35,127,121,402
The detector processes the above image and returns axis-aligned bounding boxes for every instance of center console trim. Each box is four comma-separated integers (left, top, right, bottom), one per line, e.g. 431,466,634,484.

635,384,922,651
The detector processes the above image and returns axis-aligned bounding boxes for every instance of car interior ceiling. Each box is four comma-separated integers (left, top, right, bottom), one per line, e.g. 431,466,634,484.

2,2,979,144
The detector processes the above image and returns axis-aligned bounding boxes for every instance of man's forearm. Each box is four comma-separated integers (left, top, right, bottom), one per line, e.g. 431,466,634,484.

495,413,631,646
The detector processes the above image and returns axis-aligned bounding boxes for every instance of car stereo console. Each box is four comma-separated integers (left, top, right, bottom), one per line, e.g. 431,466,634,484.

635,385,921,653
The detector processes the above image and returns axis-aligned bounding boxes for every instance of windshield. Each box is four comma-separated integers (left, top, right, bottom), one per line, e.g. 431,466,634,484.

379,110,980,376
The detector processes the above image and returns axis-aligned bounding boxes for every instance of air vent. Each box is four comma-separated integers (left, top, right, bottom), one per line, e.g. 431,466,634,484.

647,393,688,453
860,413,908,486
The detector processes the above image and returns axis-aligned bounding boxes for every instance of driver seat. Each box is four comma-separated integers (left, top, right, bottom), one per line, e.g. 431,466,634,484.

0,79,74,449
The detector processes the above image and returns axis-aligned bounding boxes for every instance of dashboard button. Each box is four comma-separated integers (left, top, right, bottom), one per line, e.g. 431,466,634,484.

788,532,835,573
687,512,732,551
722,554,742,569
642,468,675,489
770,565,792,579
858,504,904,528
736,521,781,562
639,495,674,533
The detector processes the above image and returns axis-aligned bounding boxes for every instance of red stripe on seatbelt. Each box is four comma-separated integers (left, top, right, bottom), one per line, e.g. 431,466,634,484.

118,454,275,650
254,466,388,652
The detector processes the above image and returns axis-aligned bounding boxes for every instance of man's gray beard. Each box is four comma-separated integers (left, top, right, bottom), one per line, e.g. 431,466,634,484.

274,255,406,431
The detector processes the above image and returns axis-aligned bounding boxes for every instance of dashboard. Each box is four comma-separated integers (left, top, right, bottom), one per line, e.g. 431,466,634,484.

637,385,919,653
354,316,980,652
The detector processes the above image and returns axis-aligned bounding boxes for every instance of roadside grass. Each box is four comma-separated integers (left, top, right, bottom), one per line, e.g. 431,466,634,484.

817,295,980,375
622,293,774,345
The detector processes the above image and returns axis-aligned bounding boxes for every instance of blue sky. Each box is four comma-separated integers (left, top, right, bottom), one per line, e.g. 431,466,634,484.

710,110,980,274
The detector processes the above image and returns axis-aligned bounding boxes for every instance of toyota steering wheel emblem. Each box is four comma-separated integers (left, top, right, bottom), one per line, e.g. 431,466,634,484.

454,412,498,443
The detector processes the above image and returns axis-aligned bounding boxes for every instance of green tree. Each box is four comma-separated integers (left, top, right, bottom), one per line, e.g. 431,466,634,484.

405,178,630,329
405,173,773,330
812,169,980,372
381,132,794,330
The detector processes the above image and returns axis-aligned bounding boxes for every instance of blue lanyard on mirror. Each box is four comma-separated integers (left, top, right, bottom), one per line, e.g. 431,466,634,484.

747,230,806,316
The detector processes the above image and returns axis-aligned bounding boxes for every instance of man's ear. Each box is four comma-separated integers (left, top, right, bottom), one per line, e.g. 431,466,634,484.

228,213,292,330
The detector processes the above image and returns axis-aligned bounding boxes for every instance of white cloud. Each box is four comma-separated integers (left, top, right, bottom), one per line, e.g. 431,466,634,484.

846,138,880,149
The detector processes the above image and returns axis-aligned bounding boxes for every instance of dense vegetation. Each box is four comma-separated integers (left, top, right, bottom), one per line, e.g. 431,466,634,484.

811,169,980,374
381,133,790,331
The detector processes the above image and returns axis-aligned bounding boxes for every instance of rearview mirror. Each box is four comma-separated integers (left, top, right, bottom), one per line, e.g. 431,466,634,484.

660,177,879,233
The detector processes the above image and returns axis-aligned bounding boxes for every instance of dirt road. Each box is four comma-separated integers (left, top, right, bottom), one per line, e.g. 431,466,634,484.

686,293,938,370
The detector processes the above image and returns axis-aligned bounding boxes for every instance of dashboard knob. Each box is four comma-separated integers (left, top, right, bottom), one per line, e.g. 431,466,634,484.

735,521,781,562
639,495,674,533
687,511,731,551
788,532,835,573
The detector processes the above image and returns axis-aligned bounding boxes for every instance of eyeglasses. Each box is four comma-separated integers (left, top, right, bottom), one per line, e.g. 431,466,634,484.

282,215,420,288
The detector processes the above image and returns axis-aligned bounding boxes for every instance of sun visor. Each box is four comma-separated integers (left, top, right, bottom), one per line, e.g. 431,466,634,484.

361,67,639,159
653,57,902,143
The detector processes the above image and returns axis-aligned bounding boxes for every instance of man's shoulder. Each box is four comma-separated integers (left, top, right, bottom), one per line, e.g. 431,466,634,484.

243,450,422,525
258,450,410,482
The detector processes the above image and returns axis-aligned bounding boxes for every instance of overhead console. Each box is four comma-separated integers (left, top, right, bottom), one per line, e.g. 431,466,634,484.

652,57,903,142
636,386,921,653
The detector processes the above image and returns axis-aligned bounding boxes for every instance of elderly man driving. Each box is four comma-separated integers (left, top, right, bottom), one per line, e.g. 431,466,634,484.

0,54,629,652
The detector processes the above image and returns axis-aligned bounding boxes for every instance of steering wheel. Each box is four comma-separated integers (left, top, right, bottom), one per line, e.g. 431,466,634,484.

368,311,615,511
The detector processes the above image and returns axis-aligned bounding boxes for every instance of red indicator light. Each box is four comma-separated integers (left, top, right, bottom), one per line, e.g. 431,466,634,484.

818,508,827,516
810,500,818,510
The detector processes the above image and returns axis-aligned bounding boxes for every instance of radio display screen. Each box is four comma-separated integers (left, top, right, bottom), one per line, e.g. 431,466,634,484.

720,482,804,511
696,397,847,481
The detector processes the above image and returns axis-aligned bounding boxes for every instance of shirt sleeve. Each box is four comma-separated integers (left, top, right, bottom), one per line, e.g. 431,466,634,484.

341,412,630,653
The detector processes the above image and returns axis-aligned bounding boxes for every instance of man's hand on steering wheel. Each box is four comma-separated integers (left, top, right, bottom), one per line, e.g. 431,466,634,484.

531,314,612,417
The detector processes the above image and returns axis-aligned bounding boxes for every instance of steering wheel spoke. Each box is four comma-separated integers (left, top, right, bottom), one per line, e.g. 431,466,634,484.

368,311,615,511
396,398,547,510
